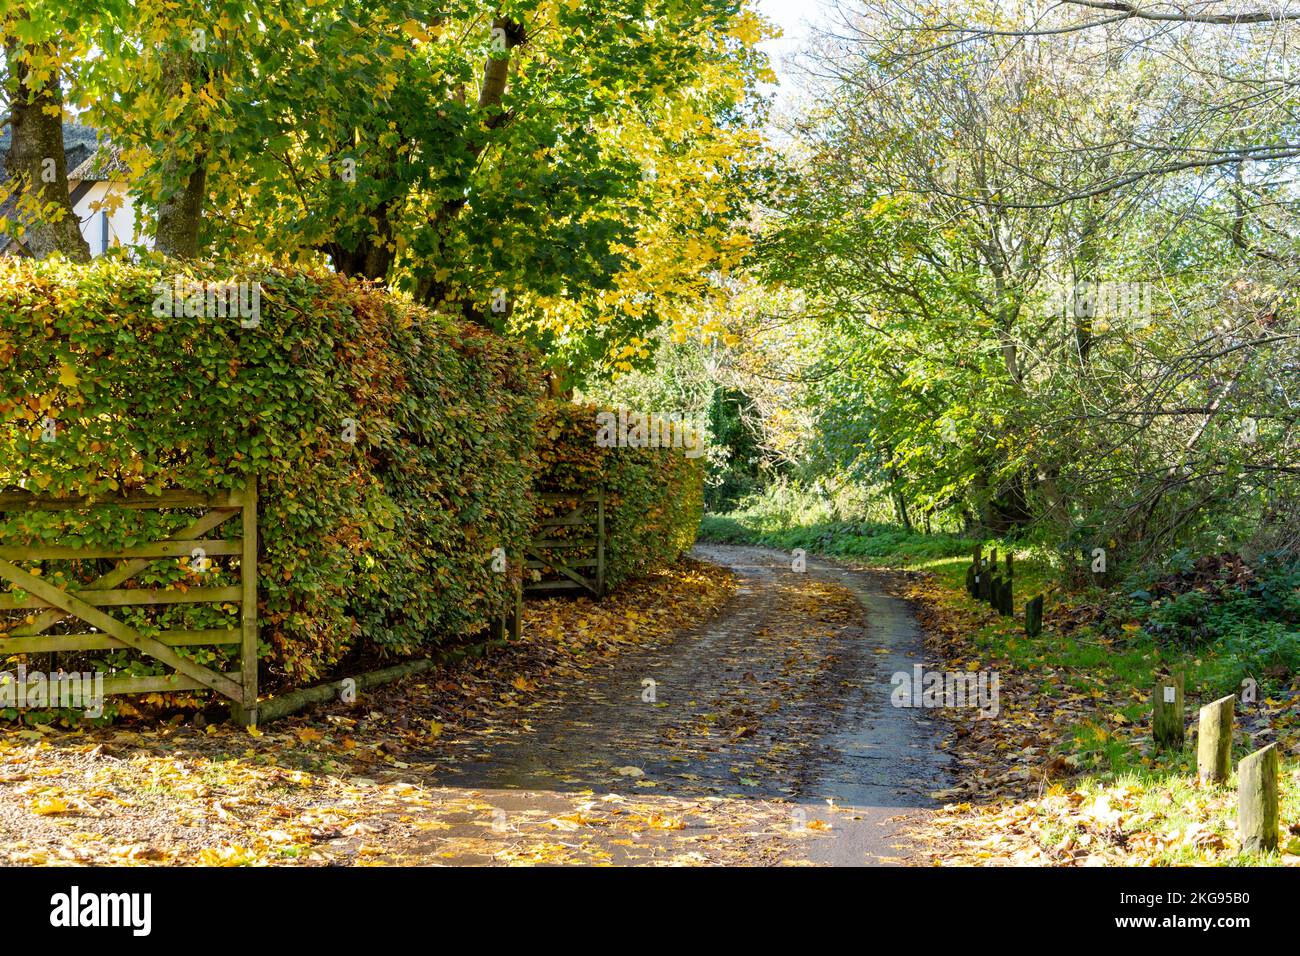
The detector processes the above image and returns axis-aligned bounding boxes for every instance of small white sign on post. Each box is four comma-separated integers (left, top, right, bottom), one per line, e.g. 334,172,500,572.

1163,686,1176,703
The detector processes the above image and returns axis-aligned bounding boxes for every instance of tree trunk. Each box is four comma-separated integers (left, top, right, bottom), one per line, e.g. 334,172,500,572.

154,161,208,258
1072,194,1102,366
887,464,911,531
328,195,395,281
153,54,209,258
2,40,91,262
415,15,526,318
479,16,525,110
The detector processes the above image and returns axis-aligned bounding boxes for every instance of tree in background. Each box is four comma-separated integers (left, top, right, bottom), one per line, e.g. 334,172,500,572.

728,0,1300,565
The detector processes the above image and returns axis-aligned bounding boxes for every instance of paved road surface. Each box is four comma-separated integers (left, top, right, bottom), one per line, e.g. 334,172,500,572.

400,544,950,865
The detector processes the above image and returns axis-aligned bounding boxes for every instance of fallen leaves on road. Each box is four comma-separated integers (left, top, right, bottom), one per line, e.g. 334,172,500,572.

0,560,738,866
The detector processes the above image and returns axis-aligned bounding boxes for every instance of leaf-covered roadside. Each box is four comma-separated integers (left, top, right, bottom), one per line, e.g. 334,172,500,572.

903,558,1300,866
0,560,739,866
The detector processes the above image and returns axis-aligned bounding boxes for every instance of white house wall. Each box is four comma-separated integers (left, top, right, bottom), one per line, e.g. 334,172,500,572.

73,181,148,256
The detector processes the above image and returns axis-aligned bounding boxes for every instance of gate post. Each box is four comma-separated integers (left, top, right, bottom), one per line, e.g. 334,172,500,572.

238,482,259,725
596,490,606,599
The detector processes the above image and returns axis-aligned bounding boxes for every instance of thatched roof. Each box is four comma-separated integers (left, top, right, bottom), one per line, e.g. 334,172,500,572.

68,142,130,182
0,121,100,183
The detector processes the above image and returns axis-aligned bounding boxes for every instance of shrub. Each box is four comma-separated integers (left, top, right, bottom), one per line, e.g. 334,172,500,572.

1123,552,1300,696
0,257,538,688
532,401,704,589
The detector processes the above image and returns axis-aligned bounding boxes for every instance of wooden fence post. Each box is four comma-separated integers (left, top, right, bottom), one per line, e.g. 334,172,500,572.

237,482,259,726
969,545,982,598
998,561,1013,615
1152,672,1184,751
982,546,993,606
1237,743,1279,852
1025,594,1043,637
1196,694,1235,785
508,572,523,641
595,490,606,599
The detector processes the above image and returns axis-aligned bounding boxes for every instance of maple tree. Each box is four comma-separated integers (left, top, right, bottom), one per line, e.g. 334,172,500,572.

4,0,776,382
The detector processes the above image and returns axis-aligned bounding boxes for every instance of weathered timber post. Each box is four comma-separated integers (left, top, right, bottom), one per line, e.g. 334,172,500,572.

508,572,523,641
1237,743,1279,852
978,564,990,602
989,550,1002,608
595,490,606,599
970,545,982,599
1196,694,1235,785
235,482,259,727
1152,672,1185,751
997,556,1013,616
1025,594,1044,637
1003,554,1013,612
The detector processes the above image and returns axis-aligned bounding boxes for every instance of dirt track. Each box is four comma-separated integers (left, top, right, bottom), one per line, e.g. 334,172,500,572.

396,545,951,865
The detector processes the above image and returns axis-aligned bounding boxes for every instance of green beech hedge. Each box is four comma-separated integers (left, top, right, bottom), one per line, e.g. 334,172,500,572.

0,258,538,688
532,401,705,589
0,259,705,710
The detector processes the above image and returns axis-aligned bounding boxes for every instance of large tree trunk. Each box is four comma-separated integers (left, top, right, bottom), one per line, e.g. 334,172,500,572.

327,196,395,281
334,16,525,293
3,39,91,262
154,161,208,258
153,54,209,258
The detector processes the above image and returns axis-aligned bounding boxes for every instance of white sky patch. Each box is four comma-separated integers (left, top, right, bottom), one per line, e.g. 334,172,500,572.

756,0,825,98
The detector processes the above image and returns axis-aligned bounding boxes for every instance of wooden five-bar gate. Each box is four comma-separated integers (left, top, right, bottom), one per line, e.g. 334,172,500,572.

523,491,606,599
0,483,610,722
0,486,259,718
